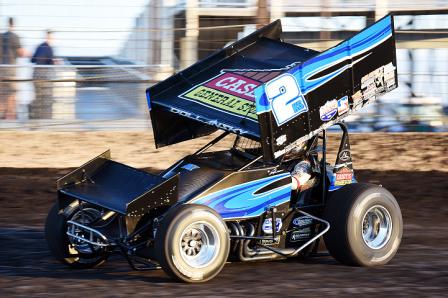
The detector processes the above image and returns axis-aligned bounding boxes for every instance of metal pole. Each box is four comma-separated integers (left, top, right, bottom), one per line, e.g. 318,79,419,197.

181,0,199,68
257,0,269,28
320,0,331,42
322,130,327,204
375,0,389,21
270,0,283,22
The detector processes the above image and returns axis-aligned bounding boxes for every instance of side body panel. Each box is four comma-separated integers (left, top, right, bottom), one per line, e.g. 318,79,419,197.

189,169,292,220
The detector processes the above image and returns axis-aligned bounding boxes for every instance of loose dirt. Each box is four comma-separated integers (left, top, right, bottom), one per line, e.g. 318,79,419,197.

0,132,447,296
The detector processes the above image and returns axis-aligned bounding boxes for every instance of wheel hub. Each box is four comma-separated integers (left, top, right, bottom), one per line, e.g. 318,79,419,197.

181,228,203,256
362,205,392,249
68,208,102,254
179,222,220,268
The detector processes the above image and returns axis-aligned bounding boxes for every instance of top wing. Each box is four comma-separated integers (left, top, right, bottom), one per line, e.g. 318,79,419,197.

255,15,398,161
146,15,397,158
146,20,317,148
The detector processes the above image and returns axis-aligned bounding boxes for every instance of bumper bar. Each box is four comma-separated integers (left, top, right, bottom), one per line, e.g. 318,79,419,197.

66,220,112,247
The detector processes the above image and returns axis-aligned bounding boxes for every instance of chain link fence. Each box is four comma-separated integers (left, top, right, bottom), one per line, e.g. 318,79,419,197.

1,1,448,131
1,60,447,132
0,64,172,130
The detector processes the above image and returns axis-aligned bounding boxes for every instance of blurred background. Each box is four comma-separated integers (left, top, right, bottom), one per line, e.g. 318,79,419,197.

1,0,448,132
1,2,447,295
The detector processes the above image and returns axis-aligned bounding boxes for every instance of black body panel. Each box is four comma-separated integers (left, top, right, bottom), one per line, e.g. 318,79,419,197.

256,15,398,160
146,16,397,162
58,152,177,215
147,20,318,147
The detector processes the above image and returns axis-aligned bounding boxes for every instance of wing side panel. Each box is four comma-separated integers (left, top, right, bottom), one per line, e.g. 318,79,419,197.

255,15,398,160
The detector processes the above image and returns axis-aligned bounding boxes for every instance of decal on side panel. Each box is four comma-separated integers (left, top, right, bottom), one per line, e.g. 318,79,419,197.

265,73,308,126
190,173,292,219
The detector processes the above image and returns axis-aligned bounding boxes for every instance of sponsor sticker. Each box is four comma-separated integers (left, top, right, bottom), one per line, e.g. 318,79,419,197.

383,62,396,89
262,218,282,234
360,62,397,105
180,70,270,121
276,135,287,146
268,167,283,176
334,167,353,186
290,228,311,242
260,236,280,245
338,149,351,162
292,216,313,227
352,90,363,108
319,99,338,121
204,72,258,100
337,96,349,116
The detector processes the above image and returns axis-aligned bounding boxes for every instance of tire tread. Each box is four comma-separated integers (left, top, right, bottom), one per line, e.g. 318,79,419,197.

323,183,377,265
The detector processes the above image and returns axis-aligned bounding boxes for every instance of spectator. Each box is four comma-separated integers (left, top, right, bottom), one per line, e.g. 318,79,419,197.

31,30,55,65
30,30,56,119
0,17,26,119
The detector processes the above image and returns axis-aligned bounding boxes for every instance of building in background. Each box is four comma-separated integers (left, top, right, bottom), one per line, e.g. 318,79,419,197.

1,0,448,131
120,0,260,69
119,0,448,69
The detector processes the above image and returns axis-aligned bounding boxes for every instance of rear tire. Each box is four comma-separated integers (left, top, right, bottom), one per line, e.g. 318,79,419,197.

155,204,230,282
323,183,402,266
45,201,108,268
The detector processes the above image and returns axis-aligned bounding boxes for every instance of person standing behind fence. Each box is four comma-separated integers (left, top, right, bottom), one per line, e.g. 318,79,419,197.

30,30,56,119
0,17,26,119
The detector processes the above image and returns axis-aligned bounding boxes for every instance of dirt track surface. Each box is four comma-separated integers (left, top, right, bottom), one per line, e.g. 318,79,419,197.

0,132,447,296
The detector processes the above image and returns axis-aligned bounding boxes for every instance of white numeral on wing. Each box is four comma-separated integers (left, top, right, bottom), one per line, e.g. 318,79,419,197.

265,74,307,126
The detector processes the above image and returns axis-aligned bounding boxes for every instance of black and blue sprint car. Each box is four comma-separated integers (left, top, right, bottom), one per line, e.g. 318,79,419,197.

46,15,403,282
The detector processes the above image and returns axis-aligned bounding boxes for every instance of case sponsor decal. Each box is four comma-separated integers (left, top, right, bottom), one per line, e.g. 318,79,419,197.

334,166,353,186
337,96,349,116
319,99,338,121
204,72,259,100
180,69,280,121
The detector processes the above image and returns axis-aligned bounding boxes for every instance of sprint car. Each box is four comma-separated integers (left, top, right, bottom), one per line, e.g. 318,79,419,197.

45,15,402,282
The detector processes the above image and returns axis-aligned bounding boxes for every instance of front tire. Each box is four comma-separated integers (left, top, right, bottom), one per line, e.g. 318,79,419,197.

155,204,230,282
323,183,402,266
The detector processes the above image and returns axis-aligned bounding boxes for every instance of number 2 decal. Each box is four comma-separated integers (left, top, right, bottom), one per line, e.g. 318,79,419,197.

265,73,308,126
